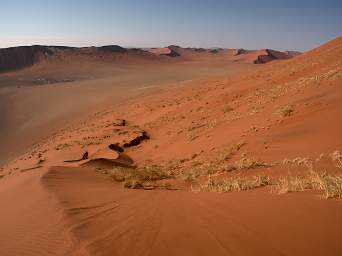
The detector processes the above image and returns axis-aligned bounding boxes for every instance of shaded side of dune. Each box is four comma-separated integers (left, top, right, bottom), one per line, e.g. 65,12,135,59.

0,45,55,73
254,49,292,64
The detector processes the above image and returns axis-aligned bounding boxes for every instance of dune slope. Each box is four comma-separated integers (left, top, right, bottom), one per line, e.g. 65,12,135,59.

39,167,342,256
0,37,341,256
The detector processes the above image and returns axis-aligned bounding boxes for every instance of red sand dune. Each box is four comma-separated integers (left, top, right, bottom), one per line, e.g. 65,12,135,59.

145,47,180,57
0,45,165,74
0,44,297,74
147,45,296,62
229,48,292,63
0,37,341,256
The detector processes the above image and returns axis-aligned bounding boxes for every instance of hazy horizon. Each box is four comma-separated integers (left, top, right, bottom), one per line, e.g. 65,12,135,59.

1,0,341,51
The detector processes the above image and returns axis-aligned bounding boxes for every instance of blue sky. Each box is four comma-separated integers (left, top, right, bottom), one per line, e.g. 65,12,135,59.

1,0,341,51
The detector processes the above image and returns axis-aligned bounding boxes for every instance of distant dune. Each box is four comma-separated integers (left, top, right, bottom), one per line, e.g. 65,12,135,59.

145,47,180,57
0,45,51,73
0,45,160,74
0,43,299,74
146,45,297,63
253,49,292,63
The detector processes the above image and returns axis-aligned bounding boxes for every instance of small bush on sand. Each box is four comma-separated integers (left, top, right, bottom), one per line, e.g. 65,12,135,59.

201,175,271,192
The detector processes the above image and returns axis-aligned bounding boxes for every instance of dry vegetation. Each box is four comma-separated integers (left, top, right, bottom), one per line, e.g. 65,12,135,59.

234,157,273,170
201,175,271,192
187,149,342,199
180,162,237,182
329,150,342,169
99,165,173,190
94,145,342,199
273,171,342,199
199,170,342,199
275,105,294,118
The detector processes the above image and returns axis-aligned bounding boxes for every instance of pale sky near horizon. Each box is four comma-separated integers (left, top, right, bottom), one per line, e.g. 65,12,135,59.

1,0,341,51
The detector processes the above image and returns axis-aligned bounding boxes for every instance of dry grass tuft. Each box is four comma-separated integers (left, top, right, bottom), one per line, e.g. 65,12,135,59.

282,157,312,168
201,175,271,192
181,163,237,182
234,157,273,170
329,150,342,169
274,176,309,193
273,171,342,199
107,165,172,189
275,105,294,118
199,167,341,199
181,169,204,182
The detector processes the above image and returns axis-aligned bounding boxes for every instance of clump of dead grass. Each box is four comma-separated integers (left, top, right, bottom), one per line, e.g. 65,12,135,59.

198,167,341,199
282,157,312,167
201,175,271,193
107,165,172,189
181,168,204,182
273,171,342,199
275,105,294,118
234,157,273,170
181,162,237,182
329,150,342,169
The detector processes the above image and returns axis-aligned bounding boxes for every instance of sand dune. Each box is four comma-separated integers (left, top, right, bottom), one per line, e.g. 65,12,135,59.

0,169,81,256
0,52,255,165
39,167,342,256
0,45,161,74
146,45,295,63
0,44,294,75
0,37,341,255
0,45,51,73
